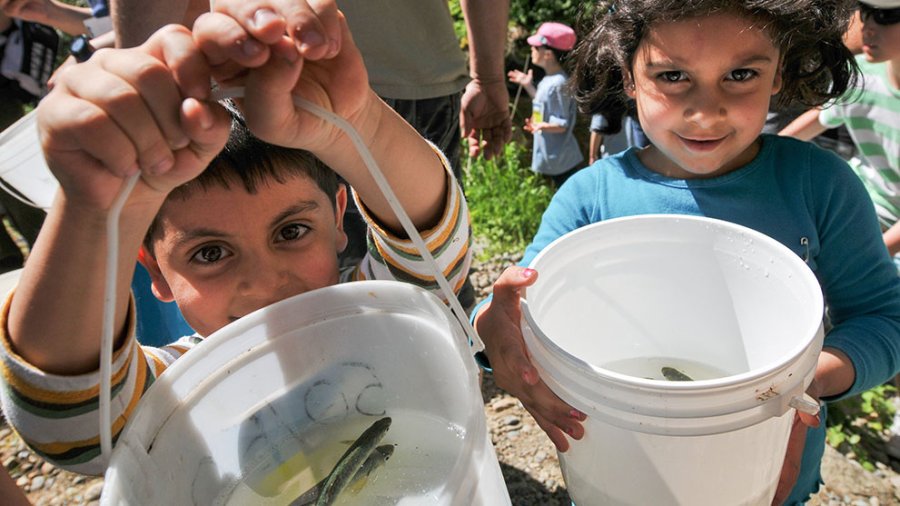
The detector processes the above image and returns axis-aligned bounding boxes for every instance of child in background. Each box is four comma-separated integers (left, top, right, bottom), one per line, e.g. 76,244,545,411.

474,1,900,504
507,22,583,186
780,0,900,257
0,0,470,475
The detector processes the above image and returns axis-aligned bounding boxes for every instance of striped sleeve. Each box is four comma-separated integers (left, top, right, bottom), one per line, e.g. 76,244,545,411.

0,290,201,475
342,144,472,302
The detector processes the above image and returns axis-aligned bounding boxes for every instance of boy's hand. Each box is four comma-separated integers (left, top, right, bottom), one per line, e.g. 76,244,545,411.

193,0,375,154
38,25,230,211
476,266,587,451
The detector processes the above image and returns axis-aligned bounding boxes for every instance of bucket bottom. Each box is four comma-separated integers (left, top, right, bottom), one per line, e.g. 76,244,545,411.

560,413,793,506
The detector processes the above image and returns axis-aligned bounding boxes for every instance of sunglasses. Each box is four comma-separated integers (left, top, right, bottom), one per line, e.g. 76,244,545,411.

859,3,900,25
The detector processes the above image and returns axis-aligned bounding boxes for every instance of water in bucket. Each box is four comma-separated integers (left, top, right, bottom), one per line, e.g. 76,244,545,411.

521,215,824,506
102,281,510,505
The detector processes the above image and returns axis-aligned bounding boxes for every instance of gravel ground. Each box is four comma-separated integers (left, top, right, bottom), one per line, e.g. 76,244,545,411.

3,254,900,504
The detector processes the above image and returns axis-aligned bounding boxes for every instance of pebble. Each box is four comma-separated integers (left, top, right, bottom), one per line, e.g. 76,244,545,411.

31,475,45,491
534,450,547,463
490,398,518,412
502,415,521,427
86,482,104,500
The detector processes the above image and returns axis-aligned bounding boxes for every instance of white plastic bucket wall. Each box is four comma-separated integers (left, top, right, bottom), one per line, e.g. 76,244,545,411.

521,215,824,506
102,281,509,505
0,111,59,210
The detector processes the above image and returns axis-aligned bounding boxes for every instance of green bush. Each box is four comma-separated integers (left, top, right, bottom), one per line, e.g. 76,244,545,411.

826,383,896,471
463,141,552,260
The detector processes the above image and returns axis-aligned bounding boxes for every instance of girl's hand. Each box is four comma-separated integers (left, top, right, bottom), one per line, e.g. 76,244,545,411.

771,383,822,505
507,68,533,88
37,25,230,212
192,0,376,155
475,266,587,451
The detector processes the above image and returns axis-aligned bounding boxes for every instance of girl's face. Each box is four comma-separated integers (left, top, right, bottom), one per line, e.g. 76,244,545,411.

626,12,783,179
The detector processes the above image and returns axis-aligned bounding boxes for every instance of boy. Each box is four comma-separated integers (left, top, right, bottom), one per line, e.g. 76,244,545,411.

781,0,900,255
507,22,583,186
0,2,470,475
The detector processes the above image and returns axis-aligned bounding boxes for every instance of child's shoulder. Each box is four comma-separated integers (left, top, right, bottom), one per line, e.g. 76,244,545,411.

853,56,895,92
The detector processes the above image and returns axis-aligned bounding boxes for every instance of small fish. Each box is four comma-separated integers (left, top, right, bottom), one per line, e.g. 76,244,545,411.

661,366,693,381
313,416,392,506
290,444,394,506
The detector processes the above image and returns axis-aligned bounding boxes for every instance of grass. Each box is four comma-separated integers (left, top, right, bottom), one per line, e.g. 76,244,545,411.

462,140,553,260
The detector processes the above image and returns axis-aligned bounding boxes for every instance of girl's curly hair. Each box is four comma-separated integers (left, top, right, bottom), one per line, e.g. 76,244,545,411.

571,0,859,132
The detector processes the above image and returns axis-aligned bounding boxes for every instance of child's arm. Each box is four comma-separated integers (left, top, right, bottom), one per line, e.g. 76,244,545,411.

192,4,448,235
884,222,900,257
7,26,231,374
473,267,586,452
779,108,829,141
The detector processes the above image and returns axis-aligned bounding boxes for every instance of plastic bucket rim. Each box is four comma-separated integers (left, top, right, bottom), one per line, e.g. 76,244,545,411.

522,214,825,391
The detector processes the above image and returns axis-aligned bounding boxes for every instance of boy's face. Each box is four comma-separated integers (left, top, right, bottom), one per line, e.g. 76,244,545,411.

625,12,783,179
860,9,900,63
142,173,348,337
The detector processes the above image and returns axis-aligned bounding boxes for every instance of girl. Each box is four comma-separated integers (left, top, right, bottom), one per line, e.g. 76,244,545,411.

508,22,584,186
473,1,900,504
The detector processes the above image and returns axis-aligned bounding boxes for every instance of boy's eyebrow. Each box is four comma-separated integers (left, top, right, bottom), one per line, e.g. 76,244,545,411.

269,201,321,229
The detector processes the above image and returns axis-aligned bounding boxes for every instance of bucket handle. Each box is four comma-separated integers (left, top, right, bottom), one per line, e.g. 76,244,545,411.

788,393,820,416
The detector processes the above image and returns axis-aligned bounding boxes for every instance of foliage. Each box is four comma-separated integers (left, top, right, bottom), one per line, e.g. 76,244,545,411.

509,0,583,32
462,141,553,259
826,383,896,471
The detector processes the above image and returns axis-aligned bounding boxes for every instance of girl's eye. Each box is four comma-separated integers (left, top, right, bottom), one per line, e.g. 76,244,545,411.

192,245,229,265
658,71,687,83
277,223,310,242
727,69,758,82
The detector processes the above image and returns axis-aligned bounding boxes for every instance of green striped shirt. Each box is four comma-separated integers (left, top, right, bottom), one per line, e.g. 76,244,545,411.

820,57,900,227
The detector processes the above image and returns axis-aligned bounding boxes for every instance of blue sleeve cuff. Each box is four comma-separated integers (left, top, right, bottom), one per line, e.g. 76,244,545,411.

469,297,493,372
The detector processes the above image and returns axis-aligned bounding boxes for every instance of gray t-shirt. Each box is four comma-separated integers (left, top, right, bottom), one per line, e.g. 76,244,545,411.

338,0,469,100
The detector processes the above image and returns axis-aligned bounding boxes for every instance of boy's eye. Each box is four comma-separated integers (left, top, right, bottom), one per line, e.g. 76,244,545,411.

192,245,229,264
727,69,758,82
277,223,310,242
658,71,687,83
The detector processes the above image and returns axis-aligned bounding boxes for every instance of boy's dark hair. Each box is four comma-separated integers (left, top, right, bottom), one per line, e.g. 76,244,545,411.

143,110,340,252
571,0,859,132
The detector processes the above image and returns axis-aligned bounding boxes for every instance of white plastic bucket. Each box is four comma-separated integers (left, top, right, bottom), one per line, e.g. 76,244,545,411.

102,281,510,505
520,215,824,506
0,110,59,210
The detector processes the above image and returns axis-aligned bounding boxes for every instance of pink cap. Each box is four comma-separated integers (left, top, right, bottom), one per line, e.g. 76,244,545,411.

526,22,576,51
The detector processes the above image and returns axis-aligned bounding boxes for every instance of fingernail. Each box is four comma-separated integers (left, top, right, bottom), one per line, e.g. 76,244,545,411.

569,409,586,420
327,38,339,57
239,38,264,57
170,136,190,150
146,156,173,174
295,29,324,53
251,8,279,29
522,268,536,278
197,104,213,130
